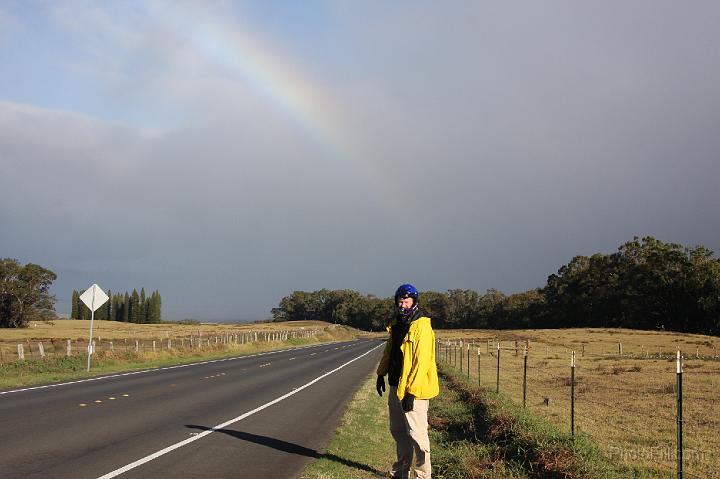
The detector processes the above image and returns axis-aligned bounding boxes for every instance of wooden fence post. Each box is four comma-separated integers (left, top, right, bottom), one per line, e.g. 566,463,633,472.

38,342,45,358
67,339,72,357
17,344,25,360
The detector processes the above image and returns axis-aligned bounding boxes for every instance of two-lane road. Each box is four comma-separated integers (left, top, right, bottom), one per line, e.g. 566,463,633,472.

0,339,384,478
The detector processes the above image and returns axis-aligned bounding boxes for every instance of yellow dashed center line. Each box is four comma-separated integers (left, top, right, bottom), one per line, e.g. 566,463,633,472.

80,394,130,407
289,357,296,361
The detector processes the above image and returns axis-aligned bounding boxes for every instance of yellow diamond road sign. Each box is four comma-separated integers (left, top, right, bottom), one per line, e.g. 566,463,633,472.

80,284,109,312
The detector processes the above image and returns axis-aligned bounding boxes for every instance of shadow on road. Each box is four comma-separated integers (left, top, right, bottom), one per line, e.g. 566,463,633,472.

186,425,385,476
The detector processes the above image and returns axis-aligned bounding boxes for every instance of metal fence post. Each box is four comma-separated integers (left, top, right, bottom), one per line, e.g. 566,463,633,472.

467,344,470,380
496,341,500,393
477,348,481,387
677,350,683,479
571,350,576,436
460,341,464,373
523,344,528,407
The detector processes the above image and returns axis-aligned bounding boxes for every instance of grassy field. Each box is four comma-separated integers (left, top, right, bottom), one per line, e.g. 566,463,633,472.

436,328,720,479
0,320,358,389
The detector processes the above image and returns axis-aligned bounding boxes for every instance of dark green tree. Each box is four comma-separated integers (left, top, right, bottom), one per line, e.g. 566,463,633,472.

122,292,130,322
71,290,79,319
0,258,57,328
129,289,139,323
140,287,146,323
105,289,112,321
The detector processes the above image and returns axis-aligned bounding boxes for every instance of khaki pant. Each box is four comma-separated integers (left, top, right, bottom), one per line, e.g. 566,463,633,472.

388,386,431,479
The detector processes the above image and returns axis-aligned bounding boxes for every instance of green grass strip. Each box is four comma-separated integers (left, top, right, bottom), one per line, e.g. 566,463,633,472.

301,373,394,478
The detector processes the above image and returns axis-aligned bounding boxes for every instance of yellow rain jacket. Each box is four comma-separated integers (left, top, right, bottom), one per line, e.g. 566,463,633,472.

377,316,439,401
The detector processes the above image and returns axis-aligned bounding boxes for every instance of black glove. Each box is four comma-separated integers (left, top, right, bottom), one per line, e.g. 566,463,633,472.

376,375,386,396
401,393,415,412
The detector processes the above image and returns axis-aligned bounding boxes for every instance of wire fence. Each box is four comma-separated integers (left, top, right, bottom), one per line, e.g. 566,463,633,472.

436,337,719,479
0,329,322,364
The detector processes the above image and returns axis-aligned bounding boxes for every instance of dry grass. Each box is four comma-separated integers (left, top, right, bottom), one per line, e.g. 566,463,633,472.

436,328,720,478
0,319,332,340
0,320,345,363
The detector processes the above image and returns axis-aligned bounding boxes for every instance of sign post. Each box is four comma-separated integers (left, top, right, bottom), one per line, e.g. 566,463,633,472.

80,284,109,372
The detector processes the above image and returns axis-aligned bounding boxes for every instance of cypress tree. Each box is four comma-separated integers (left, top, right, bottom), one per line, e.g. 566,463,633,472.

105,289,112,321
122,292,130,322
148,290,162,323
95,293,107,320
140,287,147,323
130,289,140,323
115,293,122,321
71,290,79,319
79,294,90,320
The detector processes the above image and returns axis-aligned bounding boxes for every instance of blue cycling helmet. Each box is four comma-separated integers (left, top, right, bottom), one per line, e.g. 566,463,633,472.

395,284,419,322
395,284,419,303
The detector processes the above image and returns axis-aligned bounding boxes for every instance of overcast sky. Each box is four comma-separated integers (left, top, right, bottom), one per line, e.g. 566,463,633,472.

1,1,719,321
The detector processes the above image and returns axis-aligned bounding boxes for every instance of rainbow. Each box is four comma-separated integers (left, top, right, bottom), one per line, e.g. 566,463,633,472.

152,4,393,198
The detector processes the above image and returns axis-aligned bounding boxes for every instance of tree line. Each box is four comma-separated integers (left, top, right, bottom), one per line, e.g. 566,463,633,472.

272,237,720,336
71,288,162,323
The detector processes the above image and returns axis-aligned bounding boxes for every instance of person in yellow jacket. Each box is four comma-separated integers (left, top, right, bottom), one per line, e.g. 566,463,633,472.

376,284,439,479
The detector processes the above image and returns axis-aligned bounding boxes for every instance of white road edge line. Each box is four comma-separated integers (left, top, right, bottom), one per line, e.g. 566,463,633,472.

0,340,370,396
96,343,383,479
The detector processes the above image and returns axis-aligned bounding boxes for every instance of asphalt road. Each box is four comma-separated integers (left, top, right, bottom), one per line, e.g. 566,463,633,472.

0,339,385,479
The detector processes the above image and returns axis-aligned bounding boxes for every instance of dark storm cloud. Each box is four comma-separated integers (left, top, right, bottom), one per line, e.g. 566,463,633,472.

1,2,719,319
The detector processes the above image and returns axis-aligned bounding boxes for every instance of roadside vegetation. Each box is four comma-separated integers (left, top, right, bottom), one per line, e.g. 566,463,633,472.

433,366,618,479
303,365,620,479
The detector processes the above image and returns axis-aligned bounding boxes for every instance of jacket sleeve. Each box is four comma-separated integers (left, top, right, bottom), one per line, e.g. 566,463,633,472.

376,332,392,376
